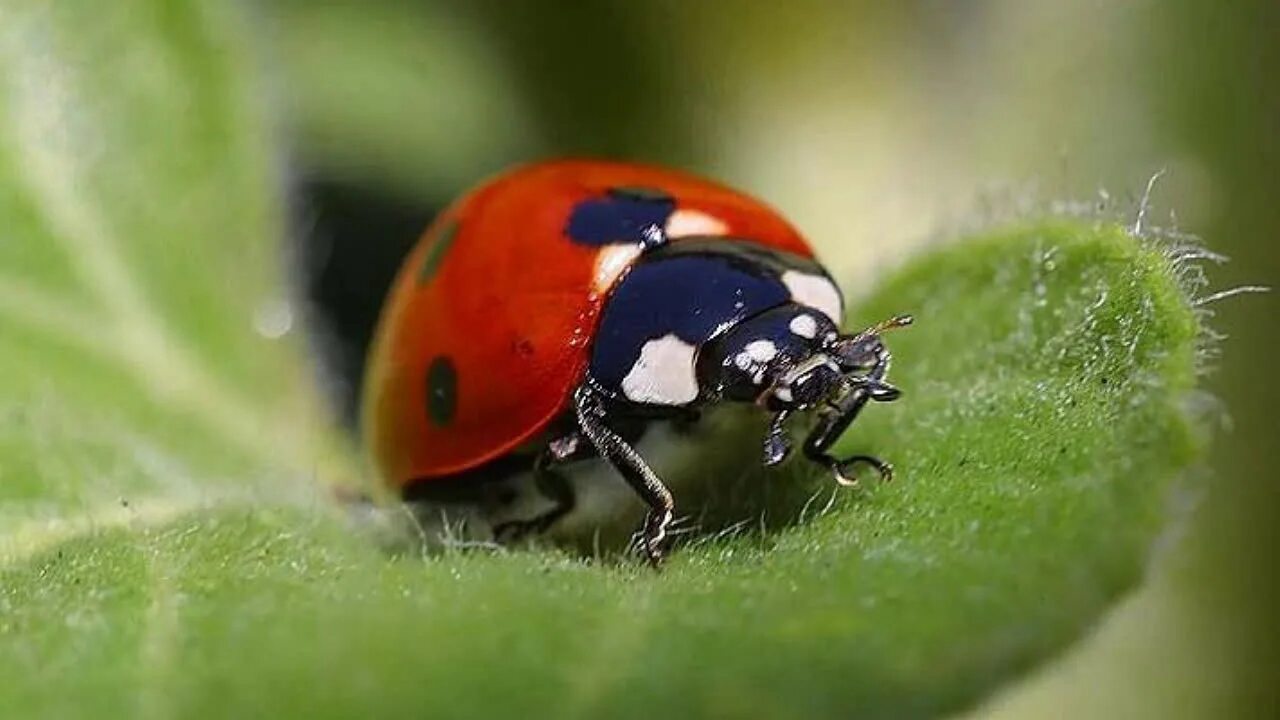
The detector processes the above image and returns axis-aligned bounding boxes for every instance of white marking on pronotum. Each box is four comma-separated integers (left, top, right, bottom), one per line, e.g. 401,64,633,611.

789,313,818,339
665,209,728,238
744,340,777,362
781,271,843,324
734,339,778,375
592,244,644,293
621,334,700,404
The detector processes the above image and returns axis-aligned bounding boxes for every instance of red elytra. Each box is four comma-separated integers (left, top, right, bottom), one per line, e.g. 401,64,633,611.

361,159,819,490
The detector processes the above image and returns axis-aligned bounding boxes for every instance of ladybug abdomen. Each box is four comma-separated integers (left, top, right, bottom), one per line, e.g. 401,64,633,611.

589,239,843,406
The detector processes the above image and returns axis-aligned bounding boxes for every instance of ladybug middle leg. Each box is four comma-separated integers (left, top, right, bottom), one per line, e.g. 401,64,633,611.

572,384,675,567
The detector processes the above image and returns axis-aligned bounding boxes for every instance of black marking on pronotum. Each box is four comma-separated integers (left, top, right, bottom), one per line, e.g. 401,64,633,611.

417,219,460,285
426,356,458,426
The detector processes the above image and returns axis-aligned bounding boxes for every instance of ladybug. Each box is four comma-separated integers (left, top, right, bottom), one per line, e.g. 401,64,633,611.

362,160,910,565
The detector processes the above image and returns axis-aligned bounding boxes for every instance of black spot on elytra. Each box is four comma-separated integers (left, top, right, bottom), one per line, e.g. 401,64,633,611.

426,356,457,426
565,187,675,247
417,219,460,285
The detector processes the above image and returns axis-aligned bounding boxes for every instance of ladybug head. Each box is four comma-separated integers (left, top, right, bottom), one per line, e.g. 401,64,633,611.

696,307,912,475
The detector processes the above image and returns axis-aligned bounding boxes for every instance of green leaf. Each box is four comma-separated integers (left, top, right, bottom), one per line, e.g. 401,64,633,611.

0,4,1205,718
0,3,321,545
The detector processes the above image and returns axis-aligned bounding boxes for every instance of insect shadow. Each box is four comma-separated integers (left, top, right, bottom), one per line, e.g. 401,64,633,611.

385,411,882,564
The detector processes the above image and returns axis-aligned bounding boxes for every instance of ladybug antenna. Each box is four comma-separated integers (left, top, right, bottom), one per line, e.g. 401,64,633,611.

855,314,914,340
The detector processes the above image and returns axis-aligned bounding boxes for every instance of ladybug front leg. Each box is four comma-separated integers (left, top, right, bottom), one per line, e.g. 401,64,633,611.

572,384,675,567
802,381,901,486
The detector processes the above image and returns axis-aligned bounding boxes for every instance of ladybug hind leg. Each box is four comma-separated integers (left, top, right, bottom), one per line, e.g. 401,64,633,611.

492,443,579,543
572,383,675,567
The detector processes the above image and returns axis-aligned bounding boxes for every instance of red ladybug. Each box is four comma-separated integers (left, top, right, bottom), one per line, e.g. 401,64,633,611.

363,160,910,564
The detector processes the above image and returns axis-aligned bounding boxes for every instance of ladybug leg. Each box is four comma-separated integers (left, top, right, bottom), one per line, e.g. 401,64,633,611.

801,380,901,487
762,409,794,467
531,455,577,532
573,384,674,567
492,441,580,542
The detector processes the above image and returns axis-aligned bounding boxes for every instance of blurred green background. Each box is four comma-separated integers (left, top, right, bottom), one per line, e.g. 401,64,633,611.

269,1,1276,716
